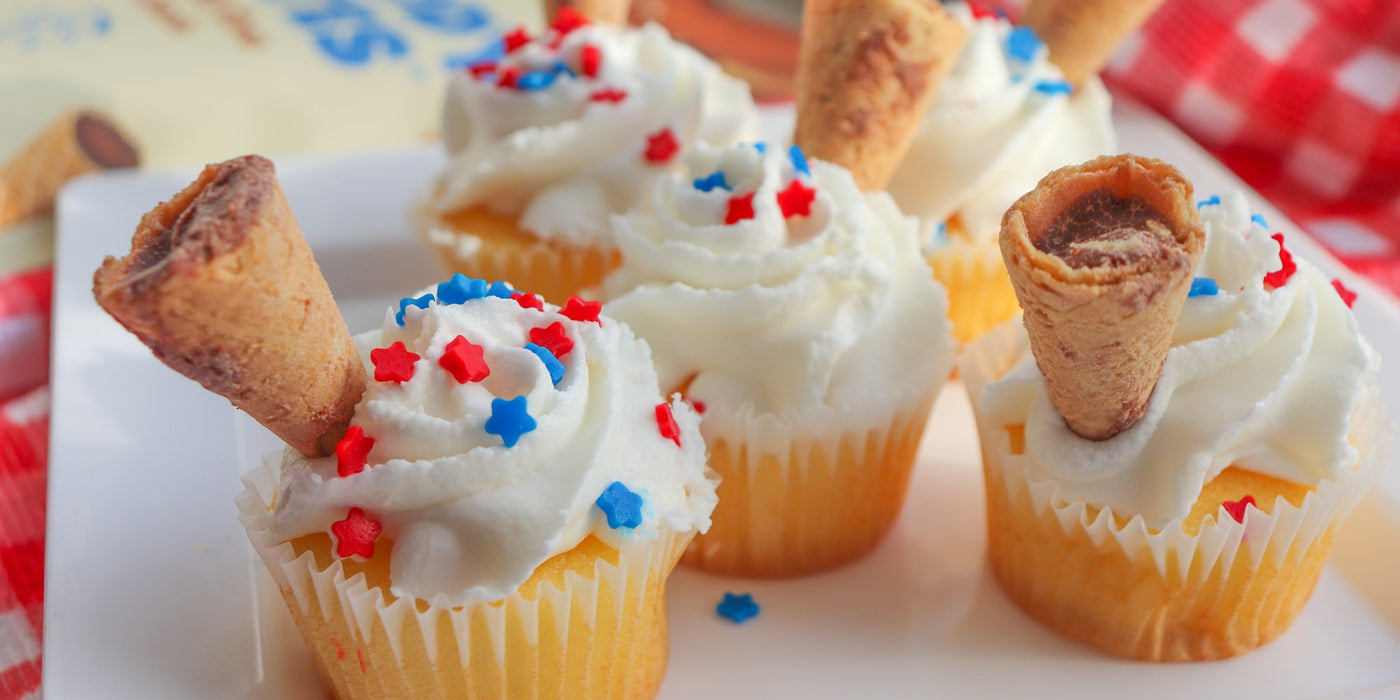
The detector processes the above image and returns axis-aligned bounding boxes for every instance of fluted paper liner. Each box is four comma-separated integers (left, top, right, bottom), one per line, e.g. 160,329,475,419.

681,387,939,578
1000,154,1204,440
238,456,692,699
1021,0,1167,87
793,0,968,192
0,109,138,228
415,199,619,305
94,156,364,457
926,239,1020,344
540,0,630,26
960,322,1389,661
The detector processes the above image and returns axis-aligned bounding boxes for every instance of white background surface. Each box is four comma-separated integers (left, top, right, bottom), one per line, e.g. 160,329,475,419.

44,102,1400,698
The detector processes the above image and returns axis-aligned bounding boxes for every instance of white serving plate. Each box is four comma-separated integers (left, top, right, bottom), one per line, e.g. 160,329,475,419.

44,101,1400,699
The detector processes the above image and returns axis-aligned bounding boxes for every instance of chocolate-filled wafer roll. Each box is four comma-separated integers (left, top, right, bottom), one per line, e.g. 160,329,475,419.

793,0,967,192
1021,0,1167,87
0,110,139,229
999,154,1205,441
93,155,364,457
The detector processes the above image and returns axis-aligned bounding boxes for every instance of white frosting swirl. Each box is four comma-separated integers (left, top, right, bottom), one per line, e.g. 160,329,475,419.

601,142,955,419
980,191,1378,528
272,285,717,606
885,3,1115,248
433,21,757,246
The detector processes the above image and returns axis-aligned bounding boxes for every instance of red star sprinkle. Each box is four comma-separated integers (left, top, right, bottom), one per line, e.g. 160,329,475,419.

967,2,997,19
529,322,574,359
562,295,603,325
1263,233,1297,289
512,291,544,311
655,402,681,447
689,398,706,414
580,43,602,78
439,335,490,383
370,341,420,383
503,26,531,53
1332,279,1357,308
331,507,382,559
1222,495,1257,524
468,62,496,78
552,6,590,35
589,87,628,103
776,179,817,218
725,192,756,225
497,66,521,89
643,128,678,164
335,425,375,477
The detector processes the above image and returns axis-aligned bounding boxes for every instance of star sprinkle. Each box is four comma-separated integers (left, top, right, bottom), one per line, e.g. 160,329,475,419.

497,66,521,89
437,273,488,305
1006,26,1042,63
562,295,603,325
644,128,679,164
503,26,531,53
1263,233,1297,289
1188,277,1219,298
787,144,811,177
395,294,434,326
596,481,644,529
725,192,756,225
485,396,536,447
331,507,382,559
524,342,566,385
468,62,496,78
518,70,556,91
967,2,998,20
693,171,730,192
512,291,544,311
551,6,590,35
580,43,602,78
1333,279,1358,308
1222,495,1257,524
716,592,759,623
777,179,817,218
487,280,515,298
689,398,706,414
439,335,490,384
370,341,420,383
654,402,682,447
752,142,767,154
1251,213,1269,228
1033,79,1073,95
1197,195,1221,210
553,59,575,78
589,87,628,103
335,425,375,477
529,322,574,359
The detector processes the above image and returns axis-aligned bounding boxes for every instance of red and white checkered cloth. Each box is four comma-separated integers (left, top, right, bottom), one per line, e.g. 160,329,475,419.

0,1,1397,697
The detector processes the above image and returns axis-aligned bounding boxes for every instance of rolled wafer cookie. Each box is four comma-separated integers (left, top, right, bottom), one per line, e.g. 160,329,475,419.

1020,0,1167,87
0,110,139,229
93,155,365,457
540,0,629,26
999,154,1205,441
792,0,967,192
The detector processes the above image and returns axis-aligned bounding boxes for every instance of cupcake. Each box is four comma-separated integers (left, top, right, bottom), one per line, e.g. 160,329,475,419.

413,6,757,305
94,155,718,697
960,154,1385,661
601,136,955,578
883,0,1156,343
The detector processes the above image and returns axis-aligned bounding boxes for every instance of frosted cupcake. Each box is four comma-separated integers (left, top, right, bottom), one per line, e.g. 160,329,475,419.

602,140,955,577
94,156,717,698
885,0,1141,343
961,154,1384,661
414,8,757,304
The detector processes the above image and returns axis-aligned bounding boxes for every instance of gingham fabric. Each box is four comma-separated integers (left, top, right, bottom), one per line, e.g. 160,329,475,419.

0,1,1397,696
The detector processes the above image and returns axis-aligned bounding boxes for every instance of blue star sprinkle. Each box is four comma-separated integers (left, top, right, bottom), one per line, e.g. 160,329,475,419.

693,171,730,192
484,396,536,447
437,274,489,305
716,592,759,623
1006,26,1042,63
931,220,950,248
1251,213,1268,228
752,142,767,154
1197,195,1221,210
518,70,556,91
595,481,644,529
788,144,811,177
524,342,566,385
1189,277,1219,297
395,294,434,326
553,59,575,78
487,280,515,299
1033,79,1072,95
